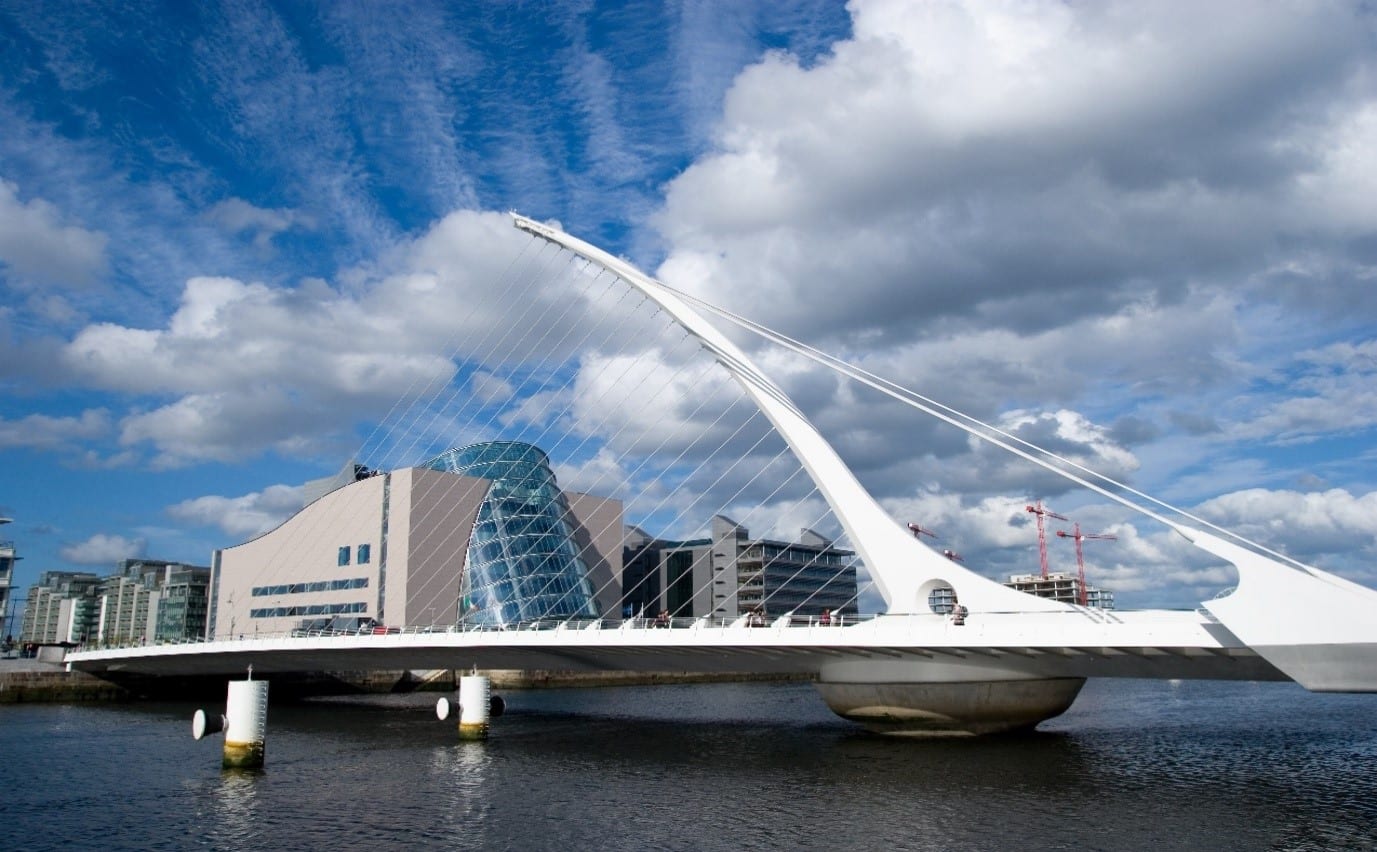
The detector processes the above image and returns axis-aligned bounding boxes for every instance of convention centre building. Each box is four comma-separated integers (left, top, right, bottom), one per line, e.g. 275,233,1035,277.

209,442,623,638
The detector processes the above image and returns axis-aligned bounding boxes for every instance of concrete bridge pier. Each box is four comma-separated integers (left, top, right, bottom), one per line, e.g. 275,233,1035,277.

814,659,1085,736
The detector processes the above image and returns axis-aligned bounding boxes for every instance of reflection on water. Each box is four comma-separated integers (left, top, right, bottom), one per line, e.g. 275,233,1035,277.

213,771,262,846
2,679,1375,851
431,739,492,841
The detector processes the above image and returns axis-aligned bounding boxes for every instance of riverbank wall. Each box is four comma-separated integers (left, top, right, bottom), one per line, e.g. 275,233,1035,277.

0,667,131,703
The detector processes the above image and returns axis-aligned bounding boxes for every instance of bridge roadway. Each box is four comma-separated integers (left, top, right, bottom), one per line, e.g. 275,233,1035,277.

66,608,1285,683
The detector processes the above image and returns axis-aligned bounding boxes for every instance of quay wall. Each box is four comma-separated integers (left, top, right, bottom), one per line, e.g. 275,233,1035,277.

0,669,130,703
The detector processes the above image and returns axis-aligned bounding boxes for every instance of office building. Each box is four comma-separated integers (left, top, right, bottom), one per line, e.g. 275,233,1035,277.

622,515,858,620
95,559,211,644
155,564,212,641
20,571,103,645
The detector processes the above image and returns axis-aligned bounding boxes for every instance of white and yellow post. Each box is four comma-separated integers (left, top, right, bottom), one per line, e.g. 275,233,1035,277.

193,666,269,769
436,668,505,740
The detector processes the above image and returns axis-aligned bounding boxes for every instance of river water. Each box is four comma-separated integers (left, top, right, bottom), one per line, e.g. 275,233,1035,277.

2,678,1374,851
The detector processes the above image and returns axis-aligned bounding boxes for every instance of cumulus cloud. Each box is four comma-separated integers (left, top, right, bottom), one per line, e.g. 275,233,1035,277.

7,1,1377,613
58,210,572,466
0,409,111,451
167,484,306,539
652,0,1377,439
618,0,1377,605
60,533,145,565
553,447,633,498
964,408,1141,494
0,178,108,288
468,371,515,405
1195,487,1377,560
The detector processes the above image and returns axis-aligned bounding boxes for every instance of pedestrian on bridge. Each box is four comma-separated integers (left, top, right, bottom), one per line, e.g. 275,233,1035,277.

951,597,967,626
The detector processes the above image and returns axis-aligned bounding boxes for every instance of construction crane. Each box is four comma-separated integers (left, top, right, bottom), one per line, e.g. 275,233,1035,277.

906,523,937,540
1025,500,1068,578
1057,523,1118,605
909,523,963,562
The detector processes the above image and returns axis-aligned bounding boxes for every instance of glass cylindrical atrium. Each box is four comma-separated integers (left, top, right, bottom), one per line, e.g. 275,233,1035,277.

424,441,600,627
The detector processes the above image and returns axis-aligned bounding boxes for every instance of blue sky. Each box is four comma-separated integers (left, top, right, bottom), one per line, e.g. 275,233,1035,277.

2,0,1376,611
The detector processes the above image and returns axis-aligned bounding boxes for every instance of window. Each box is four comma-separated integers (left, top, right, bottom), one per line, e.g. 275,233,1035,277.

338,546,350,566
358,543,371,564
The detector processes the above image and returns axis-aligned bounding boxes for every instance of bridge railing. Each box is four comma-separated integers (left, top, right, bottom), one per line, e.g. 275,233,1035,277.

71,612,888,650
68,605,1165,653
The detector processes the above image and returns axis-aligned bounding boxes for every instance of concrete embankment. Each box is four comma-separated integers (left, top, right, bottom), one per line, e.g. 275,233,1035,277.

0,663,130,703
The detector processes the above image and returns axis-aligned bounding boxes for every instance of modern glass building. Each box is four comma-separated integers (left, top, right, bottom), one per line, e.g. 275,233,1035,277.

423,442,602,627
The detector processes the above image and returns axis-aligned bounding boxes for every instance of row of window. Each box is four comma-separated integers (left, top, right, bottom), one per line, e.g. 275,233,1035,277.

250,602,368,618
750,546,851,565
251,578,370,597
337,544,372,566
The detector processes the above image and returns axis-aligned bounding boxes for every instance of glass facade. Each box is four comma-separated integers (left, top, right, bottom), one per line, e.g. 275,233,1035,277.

154,567,211,642
424,441,600,627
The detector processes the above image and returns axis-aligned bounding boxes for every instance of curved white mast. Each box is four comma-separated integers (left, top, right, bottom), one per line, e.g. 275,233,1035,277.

511,213,1068,615
509,214,1377,691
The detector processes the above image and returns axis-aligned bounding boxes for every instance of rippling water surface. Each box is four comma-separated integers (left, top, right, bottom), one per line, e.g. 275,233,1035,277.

2,679,1375,851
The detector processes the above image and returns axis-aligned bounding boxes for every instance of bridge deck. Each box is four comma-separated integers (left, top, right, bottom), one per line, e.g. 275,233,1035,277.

66,610,1287,683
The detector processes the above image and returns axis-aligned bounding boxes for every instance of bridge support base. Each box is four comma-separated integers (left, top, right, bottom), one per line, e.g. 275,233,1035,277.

815,661,1084,736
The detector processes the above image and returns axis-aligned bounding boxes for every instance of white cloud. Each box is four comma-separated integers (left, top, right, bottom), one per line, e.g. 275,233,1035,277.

59,211,556,466
1230,340,1377,444
5,0,1376,615
553,447,632,498
987,408,1140,484
60,533,145,565
167,484,305,539
654,0,1377,360
626,0,1377,610
0,409,110,451
469,371,515,404
0,178,108,288
204,198,313,250
1196,487,1377,560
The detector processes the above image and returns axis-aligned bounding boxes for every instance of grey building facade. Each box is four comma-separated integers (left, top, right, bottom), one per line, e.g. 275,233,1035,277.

623,515,859,620
20,571,103,645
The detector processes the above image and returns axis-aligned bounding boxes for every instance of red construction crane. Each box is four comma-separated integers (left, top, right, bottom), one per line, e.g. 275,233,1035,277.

1057,523,1118,605
1025,500,1068,578
906,523,937,540
910,523,963,562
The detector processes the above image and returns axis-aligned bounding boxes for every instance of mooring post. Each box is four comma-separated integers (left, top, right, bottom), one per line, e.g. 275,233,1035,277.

436,666,504,739
193,665,268,768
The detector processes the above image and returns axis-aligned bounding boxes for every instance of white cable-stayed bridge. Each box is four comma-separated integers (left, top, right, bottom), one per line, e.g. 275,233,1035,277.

67,214,1377,736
